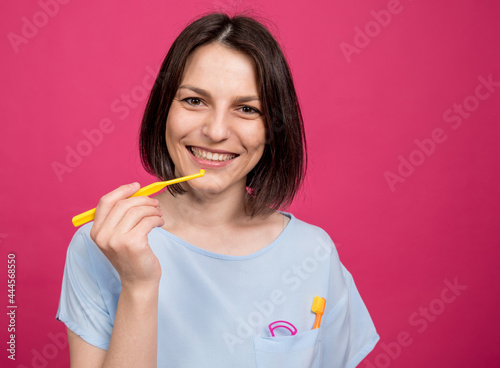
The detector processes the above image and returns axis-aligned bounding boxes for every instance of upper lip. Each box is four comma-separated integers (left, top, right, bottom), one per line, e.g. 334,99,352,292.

188,145,239,155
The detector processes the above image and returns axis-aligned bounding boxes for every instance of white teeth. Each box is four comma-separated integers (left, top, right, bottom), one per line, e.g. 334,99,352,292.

190,147,236,162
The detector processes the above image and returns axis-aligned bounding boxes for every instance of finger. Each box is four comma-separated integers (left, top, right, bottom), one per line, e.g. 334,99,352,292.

125,215,165,247
101,196,159,232
93,183,141,227
114,205,163,235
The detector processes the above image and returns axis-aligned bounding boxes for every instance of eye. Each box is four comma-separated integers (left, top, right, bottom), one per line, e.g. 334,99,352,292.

182,97,204,106
238,105,261,115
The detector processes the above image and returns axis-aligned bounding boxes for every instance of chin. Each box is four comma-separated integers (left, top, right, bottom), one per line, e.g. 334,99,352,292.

191,178,243,196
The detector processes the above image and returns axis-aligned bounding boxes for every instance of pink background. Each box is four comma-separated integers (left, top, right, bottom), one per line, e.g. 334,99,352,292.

1,0,499,367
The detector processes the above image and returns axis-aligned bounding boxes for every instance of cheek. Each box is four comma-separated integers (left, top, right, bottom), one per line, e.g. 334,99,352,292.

249,122,267,150
238,122,267,163
165,105,192,143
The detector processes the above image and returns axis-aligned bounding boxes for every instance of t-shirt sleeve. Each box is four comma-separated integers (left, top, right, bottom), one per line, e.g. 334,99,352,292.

320,236,380,368
56,224,113,350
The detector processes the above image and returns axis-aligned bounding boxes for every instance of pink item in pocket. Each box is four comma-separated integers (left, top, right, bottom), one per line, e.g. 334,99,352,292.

268,320,298,337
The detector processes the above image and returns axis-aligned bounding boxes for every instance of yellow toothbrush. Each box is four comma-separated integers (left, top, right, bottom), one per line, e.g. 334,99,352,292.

311,296,326,329
71,169,205,227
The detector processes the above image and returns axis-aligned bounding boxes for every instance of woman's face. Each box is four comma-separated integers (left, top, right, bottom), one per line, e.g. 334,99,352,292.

165,42,266,195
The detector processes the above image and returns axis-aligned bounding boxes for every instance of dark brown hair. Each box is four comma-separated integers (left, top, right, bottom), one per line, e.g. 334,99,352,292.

139,12,307,217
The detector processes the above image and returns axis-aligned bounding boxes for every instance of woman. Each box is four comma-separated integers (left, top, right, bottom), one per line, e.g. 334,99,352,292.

57,12,379,367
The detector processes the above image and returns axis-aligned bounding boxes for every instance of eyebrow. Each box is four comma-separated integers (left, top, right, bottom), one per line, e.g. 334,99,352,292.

178,84,260,104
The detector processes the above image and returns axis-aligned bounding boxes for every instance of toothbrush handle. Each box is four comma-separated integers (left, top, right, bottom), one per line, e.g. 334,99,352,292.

312,314,323,329
71,169,205,227
71,185,162,227
72,208,96,227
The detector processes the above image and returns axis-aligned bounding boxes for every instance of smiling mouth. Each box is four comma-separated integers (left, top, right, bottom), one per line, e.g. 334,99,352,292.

188,146,239,162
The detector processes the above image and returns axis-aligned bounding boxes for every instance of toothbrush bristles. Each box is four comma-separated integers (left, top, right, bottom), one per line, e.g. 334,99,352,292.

311,296,326,314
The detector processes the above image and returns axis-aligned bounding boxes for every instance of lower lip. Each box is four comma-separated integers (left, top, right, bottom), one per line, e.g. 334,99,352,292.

187,147,238,168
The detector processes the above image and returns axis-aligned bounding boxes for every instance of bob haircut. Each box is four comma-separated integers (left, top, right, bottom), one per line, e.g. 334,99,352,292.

139,12,307,217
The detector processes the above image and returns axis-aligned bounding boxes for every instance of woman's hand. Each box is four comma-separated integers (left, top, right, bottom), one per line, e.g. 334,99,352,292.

89,182,164,289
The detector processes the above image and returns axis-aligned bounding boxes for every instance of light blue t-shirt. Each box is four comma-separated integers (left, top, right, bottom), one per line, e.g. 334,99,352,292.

56,212,379,367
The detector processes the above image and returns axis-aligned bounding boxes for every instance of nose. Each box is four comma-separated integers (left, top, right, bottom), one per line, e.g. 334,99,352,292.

201,108,231,142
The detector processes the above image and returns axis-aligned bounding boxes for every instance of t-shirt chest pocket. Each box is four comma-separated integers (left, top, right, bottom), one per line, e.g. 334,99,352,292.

253,328,321,368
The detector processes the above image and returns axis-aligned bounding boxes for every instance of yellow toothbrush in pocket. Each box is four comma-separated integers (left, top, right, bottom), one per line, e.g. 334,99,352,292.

311,296,326,329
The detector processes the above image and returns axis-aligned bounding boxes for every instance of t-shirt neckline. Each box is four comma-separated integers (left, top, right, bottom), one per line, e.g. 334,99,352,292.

152,211,295,261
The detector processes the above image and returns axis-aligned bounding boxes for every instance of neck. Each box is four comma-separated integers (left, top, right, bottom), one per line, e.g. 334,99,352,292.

156,182,252,229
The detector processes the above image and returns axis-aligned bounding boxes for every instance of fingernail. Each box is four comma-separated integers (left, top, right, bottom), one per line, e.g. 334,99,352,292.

129,182,140,188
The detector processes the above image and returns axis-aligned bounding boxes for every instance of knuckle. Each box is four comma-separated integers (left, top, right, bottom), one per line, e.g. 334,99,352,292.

89,226,97,240
128,206,141,217
93,233,105,247
115,199,128,209
107,237,121,250
98,193,112,205
121,239,137,252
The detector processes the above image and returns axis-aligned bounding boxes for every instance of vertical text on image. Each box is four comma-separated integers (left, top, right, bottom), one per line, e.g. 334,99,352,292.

7,253,17,360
